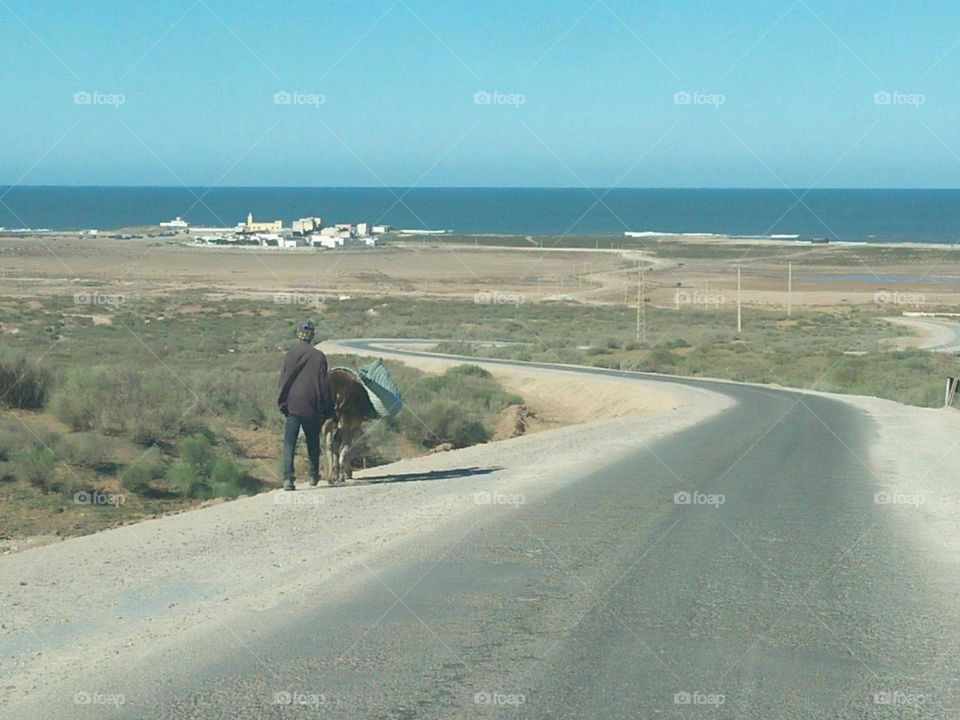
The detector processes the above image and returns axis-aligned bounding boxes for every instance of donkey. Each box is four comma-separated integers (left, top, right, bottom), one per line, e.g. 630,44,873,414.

321,368,380,483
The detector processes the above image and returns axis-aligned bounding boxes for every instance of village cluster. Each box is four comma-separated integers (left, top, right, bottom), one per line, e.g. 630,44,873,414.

161,213,391,249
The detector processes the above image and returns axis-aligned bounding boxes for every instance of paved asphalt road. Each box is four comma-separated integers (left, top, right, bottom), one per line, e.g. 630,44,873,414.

914,318,960,353
53,343,960,718
888,316,960,353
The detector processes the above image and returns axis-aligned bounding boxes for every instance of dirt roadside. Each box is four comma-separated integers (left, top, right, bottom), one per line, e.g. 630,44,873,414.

320,340,683,428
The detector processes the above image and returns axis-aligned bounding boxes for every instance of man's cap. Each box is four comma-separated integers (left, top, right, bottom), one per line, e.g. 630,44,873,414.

296,320,315,340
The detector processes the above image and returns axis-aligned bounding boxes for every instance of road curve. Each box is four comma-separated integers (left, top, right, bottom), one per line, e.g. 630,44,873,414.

8,341,959,719
886,316,960,352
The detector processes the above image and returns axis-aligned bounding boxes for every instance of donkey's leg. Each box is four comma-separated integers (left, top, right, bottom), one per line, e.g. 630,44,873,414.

338,427,355,483
322,419,338,485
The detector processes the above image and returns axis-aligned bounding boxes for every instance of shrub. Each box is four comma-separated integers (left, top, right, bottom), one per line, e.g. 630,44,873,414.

120,446,167,495
180,435,217,478
195,370,271,425
50,367,196,445
209,457,258,497
402,398,490,449
11,446,57,488
56,433,114,469
388,362,522,450
0,353,53,409
0,418,27,461
48,370,104,430
444,364,492,380
165,434,256,499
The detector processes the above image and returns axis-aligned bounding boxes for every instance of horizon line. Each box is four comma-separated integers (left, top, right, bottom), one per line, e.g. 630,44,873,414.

2,184,960,192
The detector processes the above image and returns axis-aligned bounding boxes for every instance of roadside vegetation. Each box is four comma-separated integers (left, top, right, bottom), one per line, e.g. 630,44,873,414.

0,294,524,542
1,288,955,543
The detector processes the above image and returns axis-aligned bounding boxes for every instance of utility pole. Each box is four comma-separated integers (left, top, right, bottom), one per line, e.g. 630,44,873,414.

787,262,793,317
635,265,641,343
638,263,645,342
737,266,742,334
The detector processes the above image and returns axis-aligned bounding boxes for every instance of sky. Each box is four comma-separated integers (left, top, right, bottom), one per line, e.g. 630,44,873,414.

1,0,960,188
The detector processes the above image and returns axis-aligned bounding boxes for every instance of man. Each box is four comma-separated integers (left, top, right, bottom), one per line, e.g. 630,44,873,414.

277,320,334,491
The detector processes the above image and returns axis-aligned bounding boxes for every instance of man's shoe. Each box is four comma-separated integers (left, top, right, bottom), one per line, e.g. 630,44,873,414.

308,477,320,488
283,478,296,491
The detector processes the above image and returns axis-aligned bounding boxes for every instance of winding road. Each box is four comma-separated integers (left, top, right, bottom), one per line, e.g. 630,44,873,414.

886,316,960,353
5,341,958,719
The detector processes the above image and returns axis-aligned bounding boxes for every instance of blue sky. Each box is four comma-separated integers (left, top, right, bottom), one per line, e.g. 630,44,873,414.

1,0,959,188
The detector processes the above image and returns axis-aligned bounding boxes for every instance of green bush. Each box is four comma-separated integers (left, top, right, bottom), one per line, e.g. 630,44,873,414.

50,367,196,445
11,446,57,488
56,432,114,469
48,370,104,430
0,353,52,409
195,370,271,425
386,363,521,449
120,446,167,495
0,418,27,461
180,435,217,478
165,434,255,499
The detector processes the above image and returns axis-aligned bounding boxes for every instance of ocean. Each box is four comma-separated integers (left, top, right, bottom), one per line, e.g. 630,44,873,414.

2,187,960,243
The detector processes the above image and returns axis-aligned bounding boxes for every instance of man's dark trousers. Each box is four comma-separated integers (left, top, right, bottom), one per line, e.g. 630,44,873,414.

283,415,322,484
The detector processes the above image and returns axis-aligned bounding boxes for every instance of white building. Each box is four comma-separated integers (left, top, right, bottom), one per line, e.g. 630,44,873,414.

292,217,323,235
160,217,189,232
317,236,346,249
254,233,283,247
278,237,302,249
372,224,392,234
355,222,369,236
191,226,236,236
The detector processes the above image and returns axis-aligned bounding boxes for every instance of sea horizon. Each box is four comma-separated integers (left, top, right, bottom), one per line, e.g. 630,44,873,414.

3,186,960,243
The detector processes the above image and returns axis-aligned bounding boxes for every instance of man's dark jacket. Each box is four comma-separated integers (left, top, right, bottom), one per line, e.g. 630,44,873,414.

277,342,335,420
